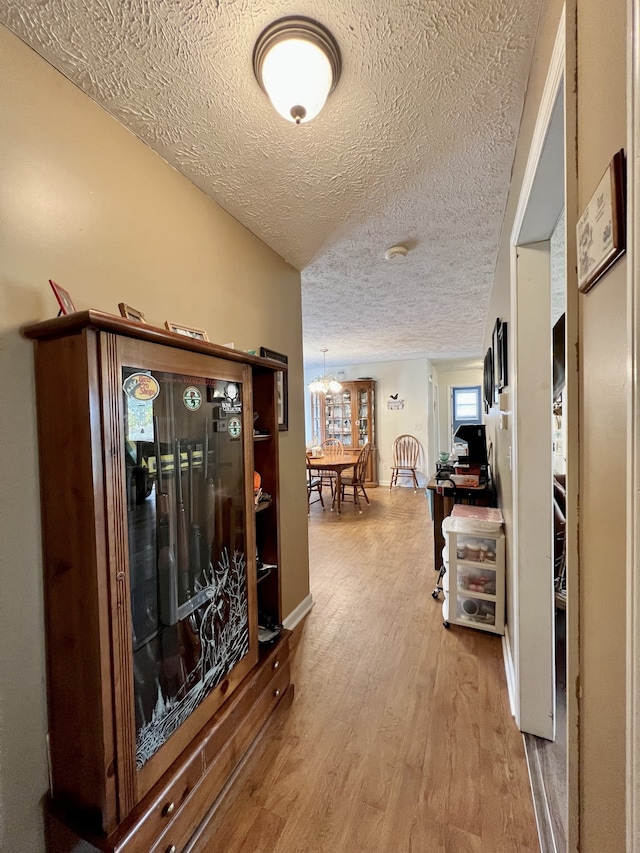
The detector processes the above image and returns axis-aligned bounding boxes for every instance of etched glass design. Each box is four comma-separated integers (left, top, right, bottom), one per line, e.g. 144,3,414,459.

122,367,249,767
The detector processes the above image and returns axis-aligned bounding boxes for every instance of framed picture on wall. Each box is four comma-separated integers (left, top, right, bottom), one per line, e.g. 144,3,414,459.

491,318,501,403
483,347,494,414
576,148,626,293
260,347,288,431
497,320,508,390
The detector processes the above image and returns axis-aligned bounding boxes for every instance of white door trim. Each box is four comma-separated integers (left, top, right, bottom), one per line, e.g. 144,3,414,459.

627,0,640,846
508,6,565,739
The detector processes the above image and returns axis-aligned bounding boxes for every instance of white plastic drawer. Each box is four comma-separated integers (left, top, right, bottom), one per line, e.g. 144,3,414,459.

456,566,497,596
456,595,496,627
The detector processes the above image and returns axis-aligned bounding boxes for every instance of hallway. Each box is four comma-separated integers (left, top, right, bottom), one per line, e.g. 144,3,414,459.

191,488,539,852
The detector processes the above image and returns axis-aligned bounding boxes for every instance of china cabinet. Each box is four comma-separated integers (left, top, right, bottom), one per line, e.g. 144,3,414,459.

24,311,291,851
309,379,377,484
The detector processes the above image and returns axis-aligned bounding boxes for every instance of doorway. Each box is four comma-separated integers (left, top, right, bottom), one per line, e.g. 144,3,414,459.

509,9,571,851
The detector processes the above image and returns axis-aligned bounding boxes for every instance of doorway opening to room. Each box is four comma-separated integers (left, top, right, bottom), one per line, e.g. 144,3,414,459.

509,11,573,849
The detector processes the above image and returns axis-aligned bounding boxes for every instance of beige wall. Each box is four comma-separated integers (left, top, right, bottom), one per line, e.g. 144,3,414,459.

485,0,628,848
0,26,309,852
576,0,627,847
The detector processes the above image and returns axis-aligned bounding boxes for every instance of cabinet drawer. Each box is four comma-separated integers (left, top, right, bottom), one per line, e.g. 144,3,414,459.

456,595,496,627
125,748,204,853
150,665,292,853
252,639,290,701
456,565,497,596
202,638,289,768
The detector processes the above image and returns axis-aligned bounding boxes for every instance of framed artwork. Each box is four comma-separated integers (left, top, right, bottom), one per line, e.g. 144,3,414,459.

497,320,508,391
577,148,626,293
491,318,501,403
483,347,493,414
49,279,76,315
164,321,209,341
259,347,288,431
119,303,146,323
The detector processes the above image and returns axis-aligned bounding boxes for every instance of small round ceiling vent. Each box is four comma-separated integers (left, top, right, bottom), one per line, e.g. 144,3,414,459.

384,245,408,261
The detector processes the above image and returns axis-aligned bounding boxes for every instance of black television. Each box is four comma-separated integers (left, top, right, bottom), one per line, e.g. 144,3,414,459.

454,424,488,467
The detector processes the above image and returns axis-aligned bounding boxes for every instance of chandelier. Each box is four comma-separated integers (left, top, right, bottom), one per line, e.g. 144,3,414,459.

308,349,342,395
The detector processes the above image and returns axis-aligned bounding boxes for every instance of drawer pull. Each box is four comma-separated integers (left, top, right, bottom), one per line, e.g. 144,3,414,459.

272,660,280,670
274,688,281,697
165,846,177,853
162,801,176,817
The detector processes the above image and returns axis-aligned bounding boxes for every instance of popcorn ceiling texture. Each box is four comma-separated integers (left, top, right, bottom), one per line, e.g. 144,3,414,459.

1,0,543,370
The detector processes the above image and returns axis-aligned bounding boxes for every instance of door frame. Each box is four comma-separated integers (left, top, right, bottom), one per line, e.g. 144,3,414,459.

508,6,567,741
628,0,640,845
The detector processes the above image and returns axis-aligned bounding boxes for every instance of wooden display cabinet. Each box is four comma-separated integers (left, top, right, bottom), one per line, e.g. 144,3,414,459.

24,312,291,851
309,379,377,485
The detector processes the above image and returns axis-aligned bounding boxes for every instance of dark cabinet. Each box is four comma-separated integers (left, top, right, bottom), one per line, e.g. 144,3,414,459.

24,311,290,850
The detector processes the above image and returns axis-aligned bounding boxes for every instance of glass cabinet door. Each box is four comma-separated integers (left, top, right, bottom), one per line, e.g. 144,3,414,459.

325,389,352,445
356,388,369,446
122,366,250,769
310,393,323,444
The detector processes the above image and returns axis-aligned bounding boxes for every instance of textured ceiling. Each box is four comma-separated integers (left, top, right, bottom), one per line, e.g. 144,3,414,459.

1,0,543,372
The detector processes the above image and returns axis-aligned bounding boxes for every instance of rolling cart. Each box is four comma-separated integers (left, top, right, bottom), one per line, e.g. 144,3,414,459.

439,505,505,635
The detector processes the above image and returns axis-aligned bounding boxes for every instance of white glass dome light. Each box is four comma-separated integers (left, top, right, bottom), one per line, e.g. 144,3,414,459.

253,17,341,125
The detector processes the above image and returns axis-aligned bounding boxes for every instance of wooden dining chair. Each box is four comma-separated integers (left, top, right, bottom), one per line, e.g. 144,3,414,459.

340,442,371,513
389,434,420,491
320,439,344,495
307,457,325,514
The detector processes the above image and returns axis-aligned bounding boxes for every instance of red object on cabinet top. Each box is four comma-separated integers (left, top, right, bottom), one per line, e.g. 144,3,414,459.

452,505,504,524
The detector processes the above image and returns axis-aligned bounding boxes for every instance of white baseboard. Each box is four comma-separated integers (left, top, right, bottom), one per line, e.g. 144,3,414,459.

283,593,314,631
502,625,517,719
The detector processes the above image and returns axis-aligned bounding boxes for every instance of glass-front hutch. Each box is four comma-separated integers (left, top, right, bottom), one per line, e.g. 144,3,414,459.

310,379,377,484
24,312,291,851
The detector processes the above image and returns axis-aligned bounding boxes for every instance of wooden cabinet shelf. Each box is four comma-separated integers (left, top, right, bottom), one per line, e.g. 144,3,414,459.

23,311,289,850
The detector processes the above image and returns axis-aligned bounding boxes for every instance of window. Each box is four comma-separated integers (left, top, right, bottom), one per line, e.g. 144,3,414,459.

452,385,481,439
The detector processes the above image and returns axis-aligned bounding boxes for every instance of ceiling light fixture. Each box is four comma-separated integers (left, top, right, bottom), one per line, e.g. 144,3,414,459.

384,245,409,261
253,16,341,125
308,349,342,395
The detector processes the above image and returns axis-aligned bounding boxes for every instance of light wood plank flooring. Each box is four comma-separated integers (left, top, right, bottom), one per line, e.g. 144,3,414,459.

190,487,540,852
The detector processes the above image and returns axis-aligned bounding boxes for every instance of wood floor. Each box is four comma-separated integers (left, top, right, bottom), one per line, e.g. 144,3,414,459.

189,487,540,853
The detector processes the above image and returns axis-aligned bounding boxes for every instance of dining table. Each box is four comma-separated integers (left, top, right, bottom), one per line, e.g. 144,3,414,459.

307,449,360,514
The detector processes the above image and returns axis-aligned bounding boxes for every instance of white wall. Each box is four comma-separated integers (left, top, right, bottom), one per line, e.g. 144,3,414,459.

304,357,431,486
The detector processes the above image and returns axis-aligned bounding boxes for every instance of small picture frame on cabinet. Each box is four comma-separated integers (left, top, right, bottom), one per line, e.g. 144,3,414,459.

49,280,77,315
118,303,146,323
164,321,209,341
260,347,288,431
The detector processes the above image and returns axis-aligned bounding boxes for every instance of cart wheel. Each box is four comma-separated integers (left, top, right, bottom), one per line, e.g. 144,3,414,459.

431,589,440,600
443,621,450,629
